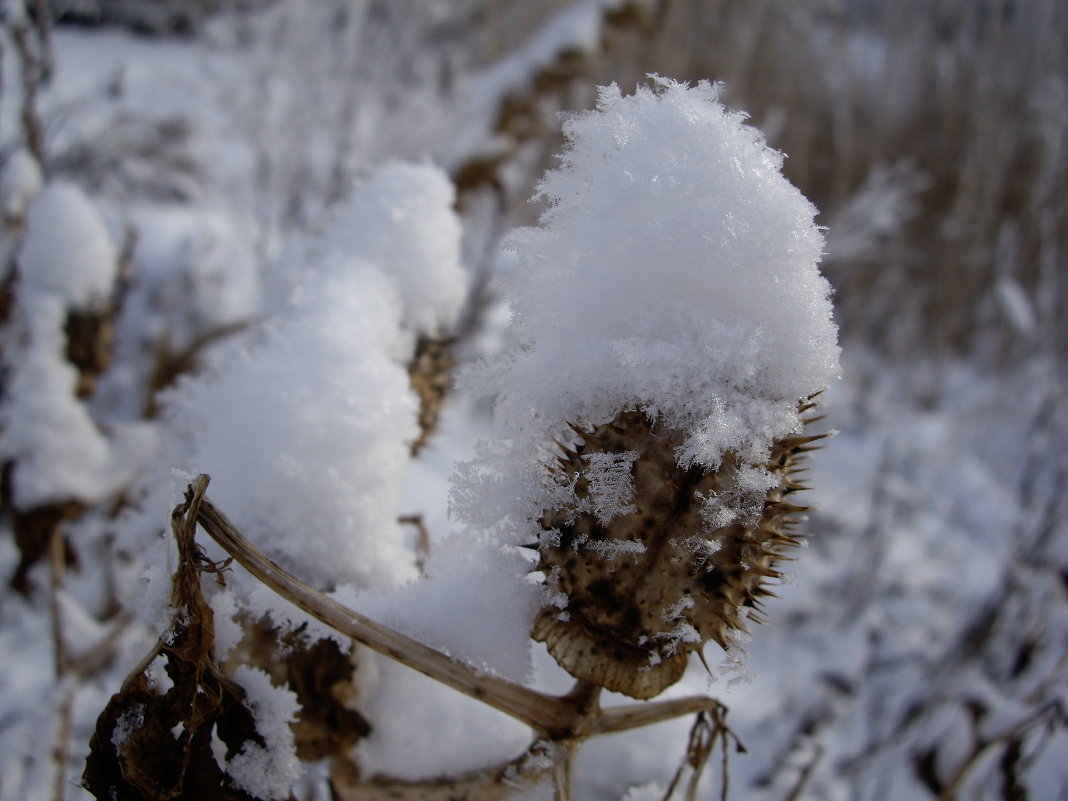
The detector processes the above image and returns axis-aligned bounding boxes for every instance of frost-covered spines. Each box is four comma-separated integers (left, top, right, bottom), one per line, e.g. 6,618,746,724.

534,405,822,699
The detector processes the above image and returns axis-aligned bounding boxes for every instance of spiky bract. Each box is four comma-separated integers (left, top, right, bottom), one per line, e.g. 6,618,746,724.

534,404,822,699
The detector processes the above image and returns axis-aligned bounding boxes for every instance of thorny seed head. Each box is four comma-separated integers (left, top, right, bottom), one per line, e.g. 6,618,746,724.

533,400,824,700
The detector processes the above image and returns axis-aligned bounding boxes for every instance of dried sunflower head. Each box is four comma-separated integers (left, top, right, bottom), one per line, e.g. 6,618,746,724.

533,400,824,700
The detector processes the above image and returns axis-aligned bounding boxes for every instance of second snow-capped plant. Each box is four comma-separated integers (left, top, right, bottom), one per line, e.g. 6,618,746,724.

454,76,840,699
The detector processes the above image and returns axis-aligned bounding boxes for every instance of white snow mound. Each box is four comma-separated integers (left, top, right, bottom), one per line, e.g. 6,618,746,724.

454,77,839,540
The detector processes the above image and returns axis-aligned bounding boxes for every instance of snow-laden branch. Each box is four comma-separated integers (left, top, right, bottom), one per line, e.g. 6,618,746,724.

194,482,563,735
193,475,733,746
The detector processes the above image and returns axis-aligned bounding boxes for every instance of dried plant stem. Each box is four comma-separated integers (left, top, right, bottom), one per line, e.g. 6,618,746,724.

144,321,247,416
550,740,577,801
49,528,68,677
593,695,728,736
48,528,72,801
197,489,567,735
66,613,131,679
661,708,741,801
10,13,48,164
784,742,822,801
334,741,557,800
398,513,431,573
51,681,74,801
193,477,729,744
937,701,1065,801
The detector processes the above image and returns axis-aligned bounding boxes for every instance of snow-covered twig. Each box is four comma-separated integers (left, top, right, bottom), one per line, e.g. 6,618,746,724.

195,480,569,736
193,476,735,758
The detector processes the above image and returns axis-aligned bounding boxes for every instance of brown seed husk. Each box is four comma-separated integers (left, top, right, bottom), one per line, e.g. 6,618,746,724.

533,407,819,700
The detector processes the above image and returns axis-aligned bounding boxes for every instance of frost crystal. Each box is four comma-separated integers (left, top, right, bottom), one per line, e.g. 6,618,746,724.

579,450,639,524
110,704,146,749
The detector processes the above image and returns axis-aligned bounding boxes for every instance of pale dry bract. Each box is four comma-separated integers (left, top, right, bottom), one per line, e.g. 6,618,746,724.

453,77,839,697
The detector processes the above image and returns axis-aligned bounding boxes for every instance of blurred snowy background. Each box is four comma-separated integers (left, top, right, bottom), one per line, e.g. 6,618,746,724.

1,1,1066,800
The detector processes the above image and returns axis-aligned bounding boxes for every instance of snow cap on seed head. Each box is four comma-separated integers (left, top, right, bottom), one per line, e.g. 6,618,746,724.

451,77,840,698
455,76,839,543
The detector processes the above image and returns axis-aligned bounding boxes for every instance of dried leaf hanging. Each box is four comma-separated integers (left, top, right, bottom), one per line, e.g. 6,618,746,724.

82,476,277,801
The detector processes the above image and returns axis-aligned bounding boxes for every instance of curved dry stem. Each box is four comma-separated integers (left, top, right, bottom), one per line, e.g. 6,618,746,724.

937,701,1065,801
191,473,733,801
196,488,570,736
550,740,576,801
593,695,729,736
332,740,555,801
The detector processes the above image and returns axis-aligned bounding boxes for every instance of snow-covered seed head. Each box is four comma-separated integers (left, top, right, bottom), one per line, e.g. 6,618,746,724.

452,78,839,699
534,402,823,700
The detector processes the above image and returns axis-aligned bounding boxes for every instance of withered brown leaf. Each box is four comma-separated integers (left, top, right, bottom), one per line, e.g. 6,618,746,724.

82,476,279,801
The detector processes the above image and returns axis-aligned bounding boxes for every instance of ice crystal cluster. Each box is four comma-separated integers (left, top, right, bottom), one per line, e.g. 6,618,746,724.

454,77,840,697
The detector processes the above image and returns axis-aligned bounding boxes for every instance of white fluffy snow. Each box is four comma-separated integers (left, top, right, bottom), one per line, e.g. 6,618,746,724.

18,182,119,309
119,164,471,623
353,655,532,782
104,159,476,798
321,163,468,337
223,666,302,801
454,77,839,541
0,148,42,220
135,264,420,595
620,782,667,801
0,303,153,508
0,240,155,508
345,534,542,682
2,7,1062,801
